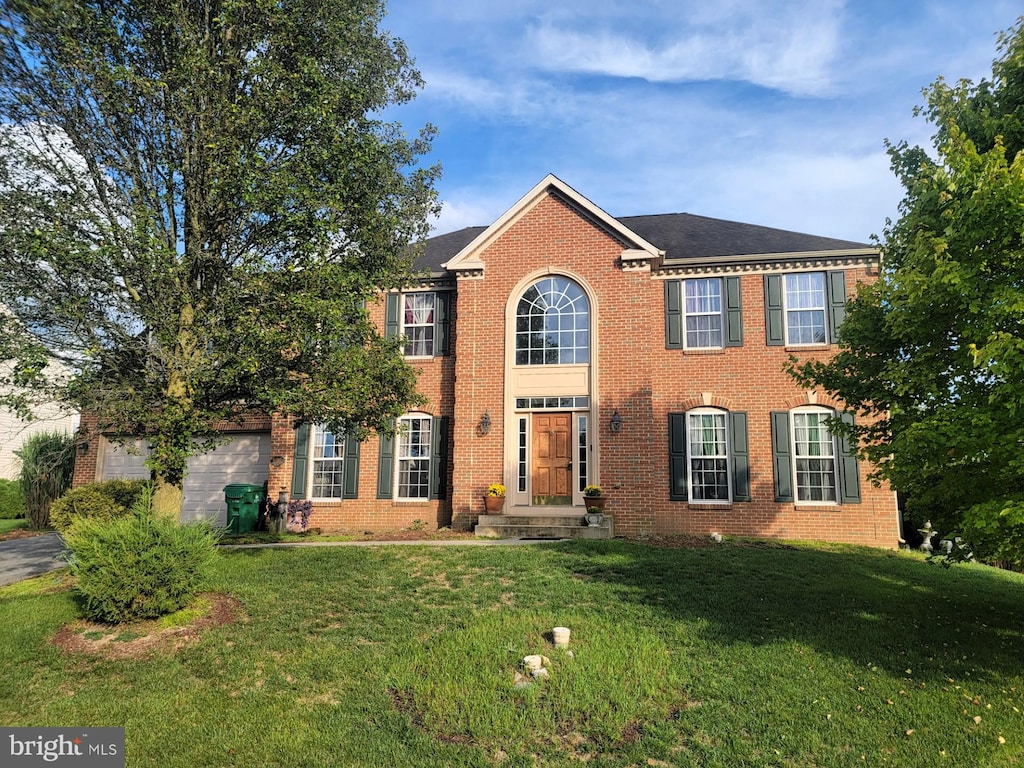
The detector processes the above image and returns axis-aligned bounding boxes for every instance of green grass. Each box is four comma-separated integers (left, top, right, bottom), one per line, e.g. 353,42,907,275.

0,518,28,536
1,540,1023,767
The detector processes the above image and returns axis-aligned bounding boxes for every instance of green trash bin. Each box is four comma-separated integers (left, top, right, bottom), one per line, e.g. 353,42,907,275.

223,484,264,533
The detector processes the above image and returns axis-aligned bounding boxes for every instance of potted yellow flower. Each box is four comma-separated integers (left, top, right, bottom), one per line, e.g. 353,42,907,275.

484,483,506,514
583,485,606,526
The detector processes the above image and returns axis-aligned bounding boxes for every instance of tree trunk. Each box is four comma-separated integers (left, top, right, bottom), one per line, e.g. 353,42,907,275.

153,477,184,521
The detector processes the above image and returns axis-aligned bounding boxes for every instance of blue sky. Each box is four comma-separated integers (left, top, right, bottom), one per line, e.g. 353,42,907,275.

382,1,1021,244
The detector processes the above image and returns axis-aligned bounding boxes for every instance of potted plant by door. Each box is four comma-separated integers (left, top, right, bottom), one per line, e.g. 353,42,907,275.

583,485,606,526
484,483,506,514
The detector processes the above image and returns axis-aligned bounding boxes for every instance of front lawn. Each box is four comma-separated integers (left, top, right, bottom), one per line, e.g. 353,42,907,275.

1,539,1022,767
0,517,28,537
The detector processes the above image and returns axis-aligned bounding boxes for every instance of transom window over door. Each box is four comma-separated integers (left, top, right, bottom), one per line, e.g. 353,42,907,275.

515,277,590,365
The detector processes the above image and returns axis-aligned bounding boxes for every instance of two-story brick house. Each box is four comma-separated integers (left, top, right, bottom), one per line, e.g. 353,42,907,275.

75,175,899,547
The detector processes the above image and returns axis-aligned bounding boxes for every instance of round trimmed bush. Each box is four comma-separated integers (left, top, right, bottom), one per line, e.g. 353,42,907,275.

63,511,218,624
50,479,151,533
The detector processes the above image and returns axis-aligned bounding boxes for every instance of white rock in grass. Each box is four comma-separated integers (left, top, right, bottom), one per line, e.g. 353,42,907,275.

710,532,723,543
531,667,550,680
522,654,549,671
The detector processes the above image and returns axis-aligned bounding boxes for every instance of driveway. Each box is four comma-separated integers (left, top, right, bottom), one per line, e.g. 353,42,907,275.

0,532,67,586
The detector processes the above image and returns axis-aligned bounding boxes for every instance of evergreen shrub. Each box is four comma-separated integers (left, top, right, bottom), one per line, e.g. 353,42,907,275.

50,479,150,533
63,490,218,624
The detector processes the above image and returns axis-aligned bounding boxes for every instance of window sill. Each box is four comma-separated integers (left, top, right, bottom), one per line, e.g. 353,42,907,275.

687,502,733,510
682,347,726,355
784,344,832,352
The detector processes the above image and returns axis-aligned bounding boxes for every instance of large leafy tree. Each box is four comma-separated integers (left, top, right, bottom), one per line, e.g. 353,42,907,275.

790,19,1024,565
0,0,438,515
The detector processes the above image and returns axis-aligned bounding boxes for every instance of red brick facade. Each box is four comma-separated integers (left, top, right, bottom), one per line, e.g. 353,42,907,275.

75,177,899,547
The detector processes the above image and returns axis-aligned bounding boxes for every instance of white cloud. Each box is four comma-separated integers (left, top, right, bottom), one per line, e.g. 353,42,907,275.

523,1,845,96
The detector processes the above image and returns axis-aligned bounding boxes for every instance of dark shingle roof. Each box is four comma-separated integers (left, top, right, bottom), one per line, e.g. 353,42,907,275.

619,213,870,261
413,226,487,272
412,214,870,272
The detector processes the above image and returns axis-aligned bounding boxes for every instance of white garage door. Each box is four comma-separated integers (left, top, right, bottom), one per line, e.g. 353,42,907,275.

100,433,271,525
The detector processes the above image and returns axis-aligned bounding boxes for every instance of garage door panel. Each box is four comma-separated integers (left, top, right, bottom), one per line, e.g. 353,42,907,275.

99,438,150,480
99,433,270,526
182,434,271,524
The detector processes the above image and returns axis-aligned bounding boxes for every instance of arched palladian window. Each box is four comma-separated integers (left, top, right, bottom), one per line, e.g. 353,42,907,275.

515,277,590,365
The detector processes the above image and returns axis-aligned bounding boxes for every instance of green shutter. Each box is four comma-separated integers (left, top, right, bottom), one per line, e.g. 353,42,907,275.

724,276,743,347
343,432,360,499
765,275,785,346
730,411,750,501
838,411,861,504
435,292,451,356
384,293,400,340
665,281,683,349
668,413,688,500
291,422,310,500
429,416,450,500
827,270,847,342
771,411,793,502
376,424,395,499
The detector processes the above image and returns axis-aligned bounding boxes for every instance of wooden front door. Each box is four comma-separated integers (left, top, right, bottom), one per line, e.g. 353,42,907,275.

532,413,572,505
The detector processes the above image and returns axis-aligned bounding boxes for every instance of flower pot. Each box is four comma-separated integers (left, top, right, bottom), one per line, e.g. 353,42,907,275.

484,496,505,514
583,496,606,513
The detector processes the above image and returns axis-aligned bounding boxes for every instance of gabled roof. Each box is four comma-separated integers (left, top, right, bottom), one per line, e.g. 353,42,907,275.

412,175,874,273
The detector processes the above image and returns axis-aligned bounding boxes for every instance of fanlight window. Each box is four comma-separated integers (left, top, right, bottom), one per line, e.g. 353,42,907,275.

515,277,590,365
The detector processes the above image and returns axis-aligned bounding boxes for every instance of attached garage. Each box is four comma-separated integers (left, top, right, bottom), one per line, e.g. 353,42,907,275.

98,433,271,524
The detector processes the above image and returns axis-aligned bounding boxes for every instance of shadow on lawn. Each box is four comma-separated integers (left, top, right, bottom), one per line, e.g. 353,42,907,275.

553,539,1024,683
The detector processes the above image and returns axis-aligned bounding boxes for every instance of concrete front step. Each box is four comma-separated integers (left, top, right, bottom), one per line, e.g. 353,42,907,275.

475,514,614,540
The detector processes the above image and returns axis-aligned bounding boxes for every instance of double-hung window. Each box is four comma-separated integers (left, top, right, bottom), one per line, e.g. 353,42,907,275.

765,271,847,347
292,422,359,501
402,293,435,357
396,415,432,500
770,408,861,504
384,291,451,358
684,278,723,349
791,409,837,502
665,276,742,349
311,425,346,499
669,409,750,503
687,409,730,501
784,273,827,345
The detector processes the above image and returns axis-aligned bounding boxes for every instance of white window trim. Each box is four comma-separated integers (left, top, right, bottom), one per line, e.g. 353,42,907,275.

790,407,839,505
682,278,724,350
394,413,433,501
401,292,437,359
783,272,829,346
309,424,346,501
686,408,731,503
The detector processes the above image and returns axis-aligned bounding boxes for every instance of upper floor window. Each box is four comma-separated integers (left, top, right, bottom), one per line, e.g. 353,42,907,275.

684,278,723,349
665,276,742,350
402,293,435,357
765,271,847,347
515,277,589,365
785,273,827,345
384,291,451,358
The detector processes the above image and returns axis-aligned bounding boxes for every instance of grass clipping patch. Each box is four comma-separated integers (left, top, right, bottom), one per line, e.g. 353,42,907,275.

52,593,244,658
387,611,687,755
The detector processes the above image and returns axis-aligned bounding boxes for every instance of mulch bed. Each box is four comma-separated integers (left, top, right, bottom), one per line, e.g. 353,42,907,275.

51,593,244,659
